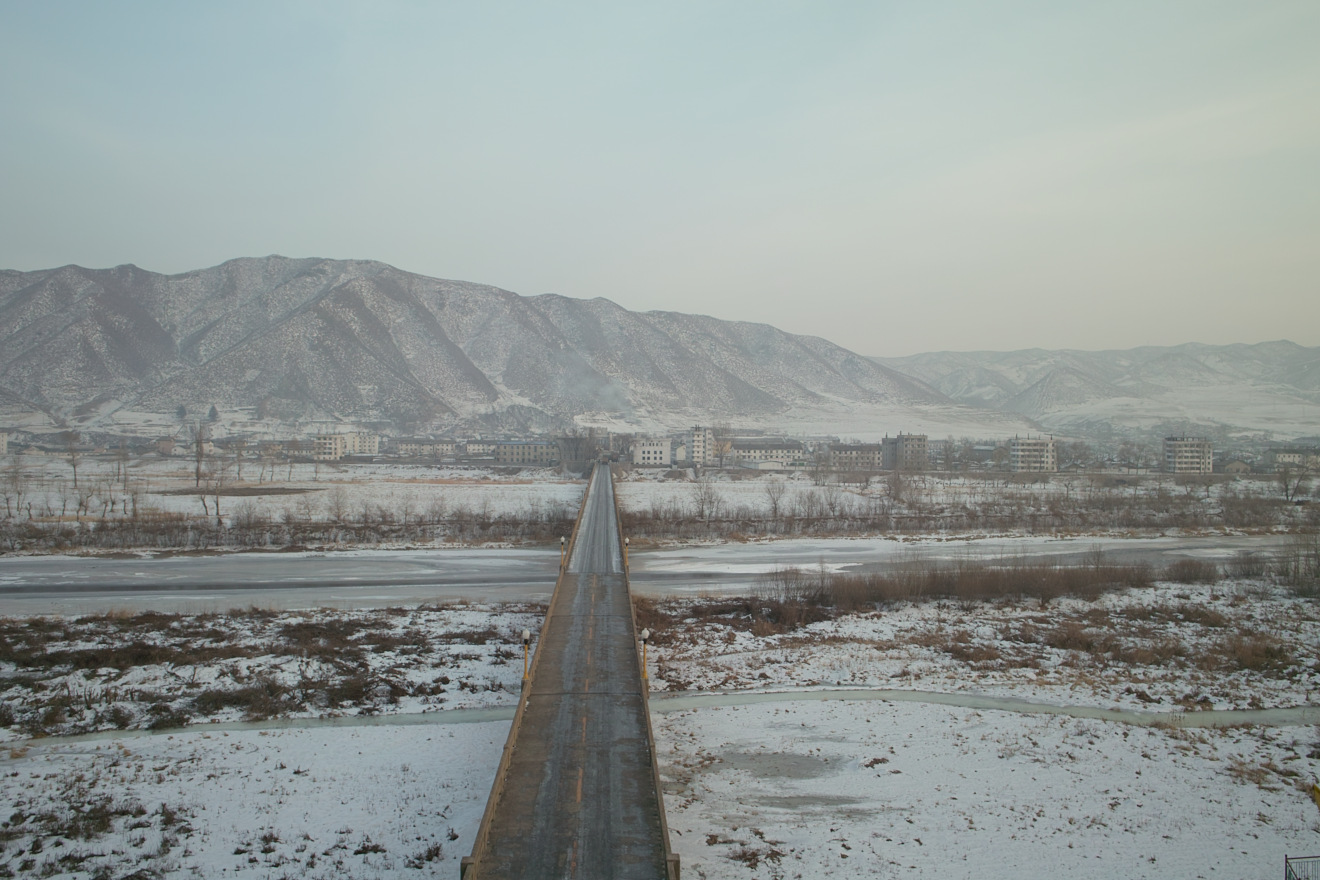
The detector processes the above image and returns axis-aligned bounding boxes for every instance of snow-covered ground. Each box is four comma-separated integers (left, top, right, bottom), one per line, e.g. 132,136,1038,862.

659,699,1320,880
4,579,1319,878
3,723,504,879
0,605,541,741
641,580,1320,713
4,454,584,528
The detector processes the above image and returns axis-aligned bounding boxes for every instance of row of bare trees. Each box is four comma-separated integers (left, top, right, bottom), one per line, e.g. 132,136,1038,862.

618,473,1319,540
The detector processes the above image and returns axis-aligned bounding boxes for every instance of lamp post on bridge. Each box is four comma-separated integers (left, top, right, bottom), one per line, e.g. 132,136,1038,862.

521,629,531,682
639,628,650,681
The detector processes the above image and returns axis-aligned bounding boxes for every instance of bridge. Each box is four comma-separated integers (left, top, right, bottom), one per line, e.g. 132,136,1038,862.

461,464,679,879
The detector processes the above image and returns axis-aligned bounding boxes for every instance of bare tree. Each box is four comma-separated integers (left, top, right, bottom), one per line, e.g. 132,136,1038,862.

821,481,844,517
191,422,209,488
113,441,130,490
62,430,81,489
1278,464,1312,503
2,456,26,520
886,469,905,503
201,458,232,527
286,439,302,481
327,485,349,523
763,478,786,520
711,423,733,469
690,474,723,521
232,438,247,481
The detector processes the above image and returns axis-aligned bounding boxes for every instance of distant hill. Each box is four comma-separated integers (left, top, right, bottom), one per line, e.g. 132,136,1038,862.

0,256,1016,437
875,342,1320,438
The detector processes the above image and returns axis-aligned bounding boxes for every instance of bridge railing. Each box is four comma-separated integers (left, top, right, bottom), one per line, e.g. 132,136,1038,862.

612,463,682,880
460,470,593,878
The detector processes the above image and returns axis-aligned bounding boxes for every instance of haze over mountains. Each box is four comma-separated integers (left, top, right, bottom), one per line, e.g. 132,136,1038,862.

0,256,1315,441
876,343,1320,439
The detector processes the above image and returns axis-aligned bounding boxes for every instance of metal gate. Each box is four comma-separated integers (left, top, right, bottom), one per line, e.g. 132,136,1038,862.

1286,855,1320,880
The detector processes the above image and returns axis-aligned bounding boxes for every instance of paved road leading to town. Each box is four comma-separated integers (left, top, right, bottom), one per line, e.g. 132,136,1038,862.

463,465,672,880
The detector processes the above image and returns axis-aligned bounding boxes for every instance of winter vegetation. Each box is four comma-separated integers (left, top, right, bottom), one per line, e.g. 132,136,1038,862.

0,454,583,553
616,467,1319,542
3,556,1319,877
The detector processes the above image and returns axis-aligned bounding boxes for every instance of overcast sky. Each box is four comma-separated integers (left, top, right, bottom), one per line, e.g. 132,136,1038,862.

1,2,1317,356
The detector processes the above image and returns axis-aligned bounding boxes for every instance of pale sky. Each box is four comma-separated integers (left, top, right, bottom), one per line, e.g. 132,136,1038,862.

2,2,1317,356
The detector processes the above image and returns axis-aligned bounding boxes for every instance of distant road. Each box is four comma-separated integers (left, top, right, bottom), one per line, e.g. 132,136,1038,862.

0,533,1293,615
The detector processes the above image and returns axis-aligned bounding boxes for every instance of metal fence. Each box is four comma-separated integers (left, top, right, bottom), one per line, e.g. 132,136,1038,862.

1286,855,1320,880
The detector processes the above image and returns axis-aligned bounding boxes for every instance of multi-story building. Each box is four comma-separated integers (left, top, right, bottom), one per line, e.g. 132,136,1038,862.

1163,436,1213,475
313,432,378,460
829,443,883,471
313,434,345,461
495,441,558,466
1274,448,1320,469
731,439,806,470
632,438,673,467
882,433,928,471
686,426,715,465
1010,436,1058,473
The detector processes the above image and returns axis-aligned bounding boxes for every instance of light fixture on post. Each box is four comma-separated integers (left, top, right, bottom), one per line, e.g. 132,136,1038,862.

521,629,531,682
639,628,650,680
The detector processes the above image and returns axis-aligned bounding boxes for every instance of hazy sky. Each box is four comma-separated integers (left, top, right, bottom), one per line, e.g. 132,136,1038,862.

2,2,1317,356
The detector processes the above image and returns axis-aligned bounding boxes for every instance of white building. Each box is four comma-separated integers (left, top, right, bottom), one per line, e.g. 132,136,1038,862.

1163,437,1213,475
633,438,673,467
313,434,345,461
313,432,378,461
731,439,806,470
1009,436,1058,473
686,426,715,465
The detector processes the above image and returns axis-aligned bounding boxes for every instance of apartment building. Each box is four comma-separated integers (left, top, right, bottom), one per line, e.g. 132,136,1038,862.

731,439,806,470
495,440,558,466
1163,436,1213,475
632,438,674,467
882,433,928,471
1274,448,1320,469
829,443,883,471
1009,435,1058,473
313,432,378,461
686,426,715,465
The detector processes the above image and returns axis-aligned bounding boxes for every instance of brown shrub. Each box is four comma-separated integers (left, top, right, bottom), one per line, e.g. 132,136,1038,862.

1209,632,1292,672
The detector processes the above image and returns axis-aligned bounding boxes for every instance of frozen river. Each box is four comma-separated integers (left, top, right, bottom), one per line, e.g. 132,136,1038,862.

0,533,1294,615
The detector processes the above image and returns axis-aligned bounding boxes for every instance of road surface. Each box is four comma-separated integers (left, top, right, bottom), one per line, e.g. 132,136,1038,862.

463,465,673,879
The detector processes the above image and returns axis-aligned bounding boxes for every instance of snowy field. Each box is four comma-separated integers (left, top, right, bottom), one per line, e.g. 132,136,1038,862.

3,454,585,530
4,573,1320,878
640,580,1320,713
659,699,1319,880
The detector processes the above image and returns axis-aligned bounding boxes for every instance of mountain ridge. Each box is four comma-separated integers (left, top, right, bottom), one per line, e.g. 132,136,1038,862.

1,256,979,436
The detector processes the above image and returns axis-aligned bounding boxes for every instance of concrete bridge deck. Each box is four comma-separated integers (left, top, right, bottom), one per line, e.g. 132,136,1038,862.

462,465,677,879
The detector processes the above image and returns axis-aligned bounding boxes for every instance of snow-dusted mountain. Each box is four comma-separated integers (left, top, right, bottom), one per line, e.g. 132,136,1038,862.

0,256,1014,436
876,342,1320,438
